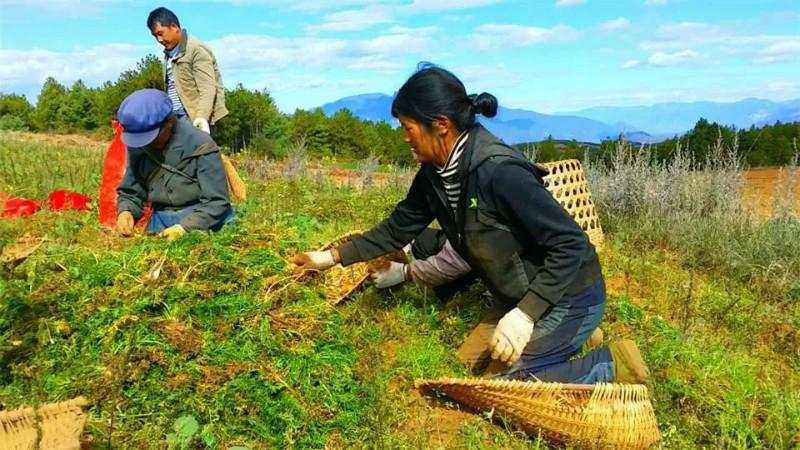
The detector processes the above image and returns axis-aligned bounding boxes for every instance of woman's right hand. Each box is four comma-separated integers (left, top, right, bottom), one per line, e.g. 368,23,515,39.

289,250,338,271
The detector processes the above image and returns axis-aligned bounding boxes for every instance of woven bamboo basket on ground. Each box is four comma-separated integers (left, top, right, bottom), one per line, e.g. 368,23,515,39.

539,159,604,250
1,237,45,265
316,231,370,305
0,397,87,450
416,378,659,450
312,231,408,305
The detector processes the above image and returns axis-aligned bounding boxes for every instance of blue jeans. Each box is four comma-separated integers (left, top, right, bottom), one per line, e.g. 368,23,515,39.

458,279,613,384
503,278,613,383
146,205,236,234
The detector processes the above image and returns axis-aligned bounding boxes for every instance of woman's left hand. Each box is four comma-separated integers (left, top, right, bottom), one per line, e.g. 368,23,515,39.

488,308,535,364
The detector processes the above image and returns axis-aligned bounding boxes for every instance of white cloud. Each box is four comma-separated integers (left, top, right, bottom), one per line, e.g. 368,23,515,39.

385,25,440,35
0,27,437,99
753,38,800,64
640,22,724,50
641,21,798,52
622,60,641,69
453,64,522,89
556,0,586,7
209,28,434,72
599,17,631,32
648,49,698,66
253,75,369,94
1,0,399,16
473,24,579,49
0,44,152,88
406,0,506,12
307,6,393,32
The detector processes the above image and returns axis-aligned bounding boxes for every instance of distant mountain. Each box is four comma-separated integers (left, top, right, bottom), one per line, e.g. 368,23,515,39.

319,94,644,144
319,94,800,145
488,106,643,144
320,93,395,124
560,98,800,136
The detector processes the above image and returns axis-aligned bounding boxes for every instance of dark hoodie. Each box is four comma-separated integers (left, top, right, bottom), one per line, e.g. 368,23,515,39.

338,124,601,320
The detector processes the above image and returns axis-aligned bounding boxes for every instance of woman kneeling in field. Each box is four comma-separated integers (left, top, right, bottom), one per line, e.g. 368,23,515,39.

292,64,648,384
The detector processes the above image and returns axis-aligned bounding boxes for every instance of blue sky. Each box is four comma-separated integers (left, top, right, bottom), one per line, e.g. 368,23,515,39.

1,0,798,113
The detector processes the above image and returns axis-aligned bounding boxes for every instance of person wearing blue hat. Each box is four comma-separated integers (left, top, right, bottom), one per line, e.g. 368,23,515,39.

115,88,234,240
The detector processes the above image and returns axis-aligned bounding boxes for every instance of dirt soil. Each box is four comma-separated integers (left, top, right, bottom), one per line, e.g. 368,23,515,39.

741,167,800,217
0,130,108,149
401,389,488,448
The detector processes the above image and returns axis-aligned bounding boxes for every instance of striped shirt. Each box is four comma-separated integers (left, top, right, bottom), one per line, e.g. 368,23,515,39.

435,130,469,212
166,47,187,116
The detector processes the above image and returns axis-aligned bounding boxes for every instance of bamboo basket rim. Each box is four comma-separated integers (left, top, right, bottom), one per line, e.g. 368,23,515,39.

415,377,649,392
415,377,660,449
0,397,88,450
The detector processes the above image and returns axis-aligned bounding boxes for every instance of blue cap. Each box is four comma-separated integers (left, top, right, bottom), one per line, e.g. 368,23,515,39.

117,89,173,147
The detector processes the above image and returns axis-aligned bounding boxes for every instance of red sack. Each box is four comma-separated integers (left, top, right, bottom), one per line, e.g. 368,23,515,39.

2,196,41,218
49,190,92,211
98,121,151,228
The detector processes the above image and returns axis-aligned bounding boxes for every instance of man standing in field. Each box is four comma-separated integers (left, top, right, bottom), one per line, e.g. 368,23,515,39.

147,7,227,135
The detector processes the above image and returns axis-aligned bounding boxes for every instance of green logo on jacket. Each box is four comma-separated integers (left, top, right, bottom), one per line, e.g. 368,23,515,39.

469,198,478,209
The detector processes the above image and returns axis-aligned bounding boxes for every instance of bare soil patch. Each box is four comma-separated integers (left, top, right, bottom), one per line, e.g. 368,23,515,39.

0,130,108,149
741,167,800,217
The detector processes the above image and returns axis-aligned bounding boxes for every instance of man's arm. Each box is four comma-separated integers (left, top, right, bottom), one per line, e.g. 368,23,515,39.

178,150,231,231
191,46,217,122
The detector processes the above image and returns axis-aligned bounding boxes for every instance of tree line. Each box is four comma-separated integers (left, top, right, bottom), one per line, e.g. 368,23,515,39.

2,54,797,167
0,55,413,165
642,118,800,167
520,119,799,168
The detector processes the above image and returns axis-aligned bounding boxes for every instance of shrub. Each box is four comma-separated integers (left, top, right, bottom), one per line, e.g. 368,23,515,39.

0,114,28,131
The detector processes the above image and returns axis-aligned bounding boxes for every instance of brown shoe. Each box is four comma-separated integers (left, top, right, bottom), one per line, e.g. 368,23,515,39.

582,327,604,352
609,340,650,384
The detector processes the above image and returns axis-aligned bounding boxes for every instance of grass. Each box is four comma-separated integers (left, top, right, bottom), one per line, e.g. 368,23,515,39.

1,132,800,449
0,137,104,199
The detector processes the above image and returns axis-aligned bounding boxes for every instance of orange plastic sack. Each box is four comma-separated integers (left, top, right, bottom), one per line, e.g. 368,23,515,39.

98,121,151,228
1,195,41,218
49,190,92,211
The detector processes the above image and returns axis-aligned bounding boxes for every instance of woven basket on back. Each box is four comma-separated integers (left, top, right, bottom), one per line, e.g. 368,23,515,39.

0,397,87,450
416,378,659,450
539,159,604,250
221,154,247,202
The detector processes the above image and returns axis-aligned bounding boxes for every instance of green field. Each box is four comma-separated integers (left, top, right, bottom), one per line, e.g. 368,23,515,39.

1,134,799,449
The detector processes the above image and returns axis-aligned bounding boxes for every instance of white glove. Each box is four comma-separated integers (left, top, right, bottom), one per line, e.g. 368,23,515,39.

193,117,210,134
488,307,535,364
289,250,337,271
370,261,407,289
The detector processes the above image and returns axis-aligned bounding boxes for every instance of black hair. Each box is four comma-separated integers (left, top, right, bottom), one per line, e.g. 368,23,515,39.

147,7,180,30
391,63,498,132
